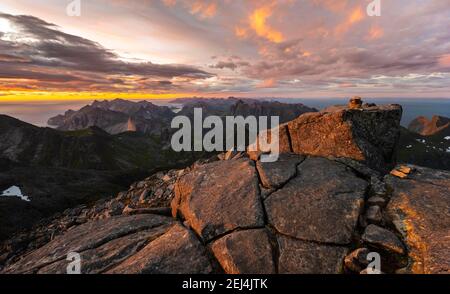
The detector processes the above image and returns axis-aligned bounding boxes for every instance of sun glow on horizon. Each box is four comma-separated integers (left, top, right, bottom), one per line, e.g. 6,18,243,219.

0,91,196,103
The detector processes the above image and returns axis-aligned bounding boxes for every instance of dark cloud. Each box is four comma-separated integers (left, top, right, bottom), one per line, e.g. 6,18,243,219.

210,61,238,70
210,60,250,71
0,12,212,91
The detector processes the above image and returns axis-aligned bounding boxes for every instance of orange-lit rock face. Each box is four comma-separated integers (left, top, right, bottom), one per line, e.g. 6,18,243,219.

288,111,366,161
408,115,450,136
210,229,275,274
172,158,265,242
248,103,403,172
127,117,137,132
265,157,367,245
386,166,450,274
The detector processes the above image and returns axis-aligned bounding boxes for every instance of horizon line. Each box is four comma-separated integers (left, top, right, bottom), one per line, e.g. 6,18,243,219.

1,91,450,103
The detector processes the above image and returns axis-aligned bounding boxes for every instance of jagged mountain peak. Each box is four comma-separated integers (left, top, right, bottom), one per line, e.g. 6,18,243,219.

47,99,174,135
408,115,450,136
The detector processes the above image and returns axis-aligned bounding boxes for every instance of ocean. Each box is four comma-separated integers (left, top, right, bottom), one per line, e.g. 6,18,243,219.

273,98,450,126
0,98,449,127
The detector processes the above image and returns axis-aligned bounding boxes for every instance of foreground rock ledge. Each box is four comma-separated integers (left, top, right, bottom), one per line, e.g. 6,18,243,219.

3,102,450,275
2,214,174,274
278,235,348,274
386,166,450,274
265,157,367,244
171,158,265,242
210,229,275,274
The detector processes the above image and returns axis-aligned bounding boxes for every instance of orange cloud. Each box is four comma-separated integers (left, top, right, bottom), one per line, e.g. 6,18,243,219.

367,25,384,40
235,26,248,39
162,0,177,7
439,54,450,67
335,6,365,35
249,3,284,43
310,0,350,12
257,78,277,88
349,6,364,24
190,1,217,19
162,0,217,19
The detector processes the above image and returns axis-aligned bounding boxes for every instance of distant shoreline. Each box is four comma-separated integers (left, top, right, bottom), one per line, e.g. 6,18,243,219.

1,97,449,127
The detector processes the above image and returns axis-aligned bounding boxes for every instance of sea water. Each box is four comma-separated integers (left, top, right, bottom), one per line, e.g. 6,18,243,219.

0,98,449,127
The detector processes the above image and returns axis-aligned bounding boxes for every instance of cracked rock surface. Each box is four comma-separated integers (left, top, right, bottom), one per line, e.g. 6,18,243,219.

2,214,173,273
2,156,446,274
0,155,378,274
386,166,450,274
250,104,403,173
1,104,448,275
171,158,265,242
265,157,367,245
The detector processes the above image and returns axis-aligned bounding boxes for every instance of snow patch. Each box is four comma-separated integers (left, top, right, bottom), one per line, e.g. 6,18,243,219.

1,186,30,202
445,136,450,140
406,145,412,149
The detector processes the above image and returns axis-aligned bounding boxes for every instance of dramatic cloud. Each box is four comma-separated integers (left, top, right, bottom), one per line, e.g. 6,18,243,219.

0,12,212,92
0,0,450,97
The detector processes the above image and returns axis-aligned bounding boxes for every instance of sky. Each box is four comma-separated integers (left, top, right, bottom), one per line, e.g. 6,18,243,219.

0,0,450,101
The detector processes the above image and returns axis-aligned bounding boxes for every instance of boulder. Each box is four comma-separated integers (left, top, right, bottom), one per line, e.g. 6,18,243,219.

277,235,348,274
365,206,383,224
247,103,402,172
171,158,265,242
108,223,214,274
37,228,170,274
344,248,371,273
247,123,292,161
362,225,405,255
367,196,387,207
2,214,173,273
386,166,450,274
210,229,275,274
265,157,367,244
256,154,305,189
288,104,402,172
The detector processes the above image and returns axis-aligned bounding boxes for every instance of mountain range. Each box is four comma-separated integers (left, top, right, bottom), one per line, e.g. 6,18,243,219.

48,98,317,135
1,99,448,274
396,115,450,170
48,99,175,136
0,98,317,241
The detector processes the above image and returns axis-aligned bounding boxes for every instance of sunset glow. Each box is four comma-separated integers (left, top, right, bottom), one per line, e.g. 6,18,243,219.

0,91,195,102
0,0,449,101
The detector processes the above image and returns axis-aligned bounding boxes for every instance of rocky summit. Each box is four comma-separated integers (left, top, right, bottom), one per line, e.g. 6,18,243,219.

248,103,403,173
1,102,449,274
